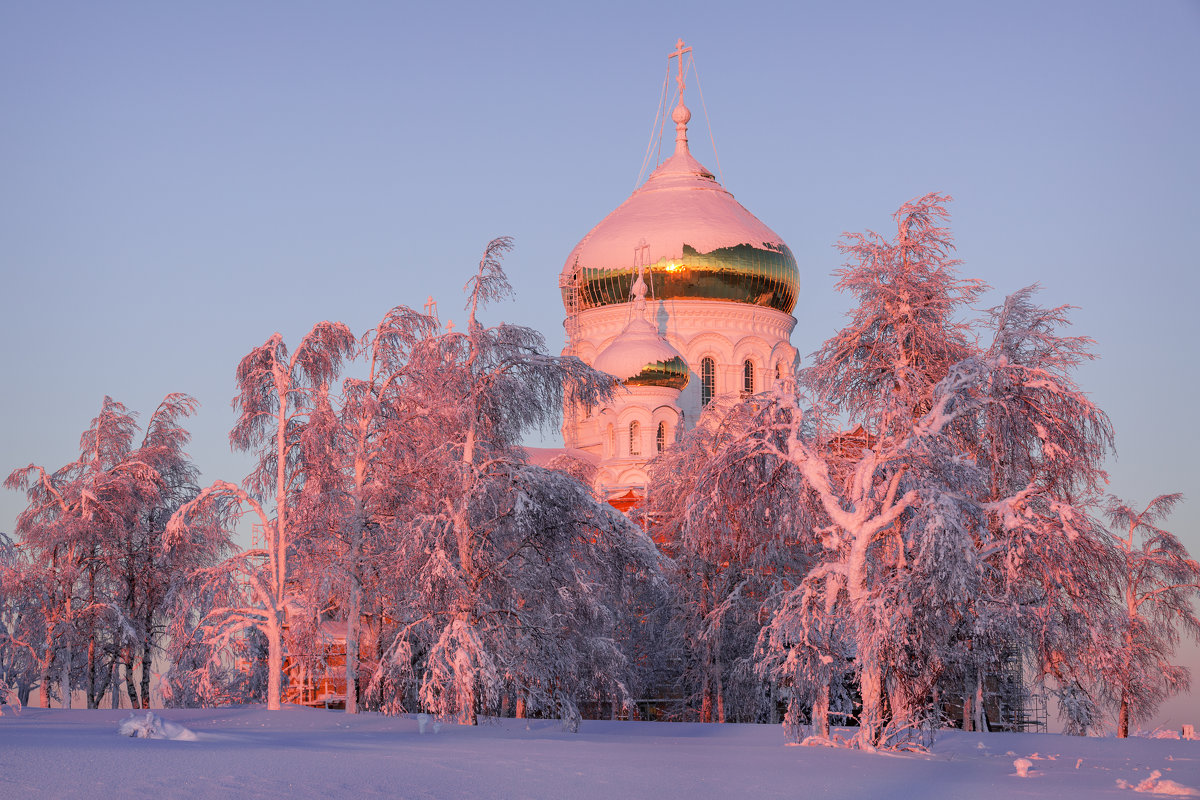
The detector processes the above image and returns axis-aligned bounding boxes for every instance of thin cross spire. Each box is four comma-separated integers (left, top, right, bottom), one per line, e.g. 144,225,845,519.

668,38,693,155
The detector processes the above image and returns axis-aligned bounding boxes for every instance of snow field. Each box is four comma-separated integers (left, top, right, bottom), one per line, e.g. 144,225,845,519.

1,705,1198,799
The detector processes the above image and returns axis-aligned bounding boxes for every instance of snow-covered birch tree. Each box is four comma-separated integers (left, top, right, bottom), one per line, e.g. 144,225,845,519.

971,286,1117,734
753,358,989,747
4,395,216,709
324,305,440,713
0,532,41,707
368,237,660,727
649,396,819,723
1102,494,1200,737
751,196,1123,748
167,322,355,711
6,398,161,707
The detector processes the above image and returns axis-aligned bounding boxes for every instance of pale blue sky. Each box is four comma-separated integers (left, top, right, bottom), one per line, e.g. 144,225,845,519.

2,1,1198,728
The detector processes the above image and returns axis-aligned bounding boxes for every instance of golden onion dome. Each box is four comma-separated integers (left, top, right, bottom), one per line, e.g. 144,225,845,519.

560,100,798,315
591,270,690,391
592,316,691,391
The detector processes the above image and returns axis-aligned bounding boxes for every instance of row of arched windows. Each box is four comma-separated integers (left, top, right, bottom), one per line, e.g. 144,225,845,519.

699,357,781,406
607,421,672,458
599,356,789,458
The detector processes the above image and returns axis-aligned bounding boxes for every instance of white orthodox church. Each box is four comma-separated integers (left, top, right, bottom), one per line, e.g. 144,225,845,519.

558,41,801,505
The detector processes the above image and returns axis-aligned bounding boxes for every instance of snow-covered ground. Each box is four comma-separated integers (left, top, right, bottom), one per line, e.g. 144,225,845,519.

1,706,1197,799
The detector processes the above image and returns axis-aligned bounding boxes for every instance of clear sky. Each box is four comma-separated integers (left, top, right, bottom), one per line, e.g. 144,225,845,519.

2,0,1198,730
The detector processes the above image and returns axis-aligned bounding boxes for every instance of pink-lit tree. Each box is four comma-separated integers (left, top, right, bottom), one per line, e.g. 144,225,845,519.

973,286,1117,734
752,196,1124,747
648,396,821,724
1103,494,1200,737
0,531,41,707
6,398,155,707
753,358,990,747
367,238,658,727
4,395,215,709
168,322,355,711
324,305,440,713
772,193,990,746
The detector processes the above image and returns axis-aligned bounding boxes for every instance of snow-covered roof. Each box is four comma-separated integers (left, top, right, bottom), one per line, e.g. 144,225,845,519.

524,446,599,467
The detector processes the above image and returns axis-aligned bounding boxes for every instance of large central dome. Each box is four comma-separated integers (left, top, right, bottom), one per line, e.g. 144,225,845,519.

560,107,799,315
559,39,801,496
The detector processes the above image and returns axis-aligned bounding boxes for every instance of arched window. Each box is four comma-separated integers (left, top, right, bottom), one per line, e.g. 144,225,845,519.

775,362,782,381
701,357,715,406
607,424,615,457
743,360,755,394
656,421,667,452
629,421,641,456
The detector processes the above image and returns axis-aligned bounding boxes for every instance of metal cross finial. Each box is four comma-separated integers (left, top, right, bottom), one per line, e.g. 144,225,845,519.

634,238,650,269
669,38,691,98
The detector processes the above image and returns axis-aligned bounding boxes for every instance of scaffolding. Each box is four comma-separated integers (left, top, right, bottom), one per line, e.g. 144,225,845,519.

560,265,583,449
988,649,1048,733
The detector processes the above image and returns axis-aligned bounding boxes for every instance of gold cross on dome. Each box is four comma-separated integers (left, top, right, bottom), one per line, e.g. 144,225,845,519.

669,38,691,98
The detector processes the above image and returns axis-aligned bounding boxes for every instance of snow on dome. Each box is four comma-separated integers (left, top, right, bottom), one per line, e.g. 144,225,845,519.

560,147,799,314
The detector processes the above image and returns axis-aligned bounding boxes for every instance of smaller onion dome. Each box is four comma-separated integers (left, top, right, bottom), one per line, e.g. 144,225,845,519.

592,270,690,391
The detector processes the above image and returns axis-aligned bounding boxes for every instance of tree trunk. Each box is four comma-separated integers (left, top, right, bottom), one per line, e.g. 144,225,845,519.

858,662,883,747
124,649,140,708
1119,691,1130,738
86,632,97,708
963,674,975,732
344,535,362,714
111,660,120,709
515,696,526,719
812,683,831,739
139,638,152,708
267,611,282,711
59,647,72,709
267,372,289,713
972,668,986,733
782,693,804,743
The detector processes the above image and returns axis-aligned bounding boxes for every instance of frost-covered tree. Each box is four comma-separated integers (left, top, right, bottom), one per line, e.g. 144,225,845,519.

6,398,162,708
754,358,989,747
0,532,41,707
806,192,986,438
110,394,219,709
649,396,819,723
1102,494,1200,737
749,196,1126,748
316,305,440,713
757,194,991,745
168,322,355,711
4,395,215,709
968,286,1116,733
368,237,660,728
